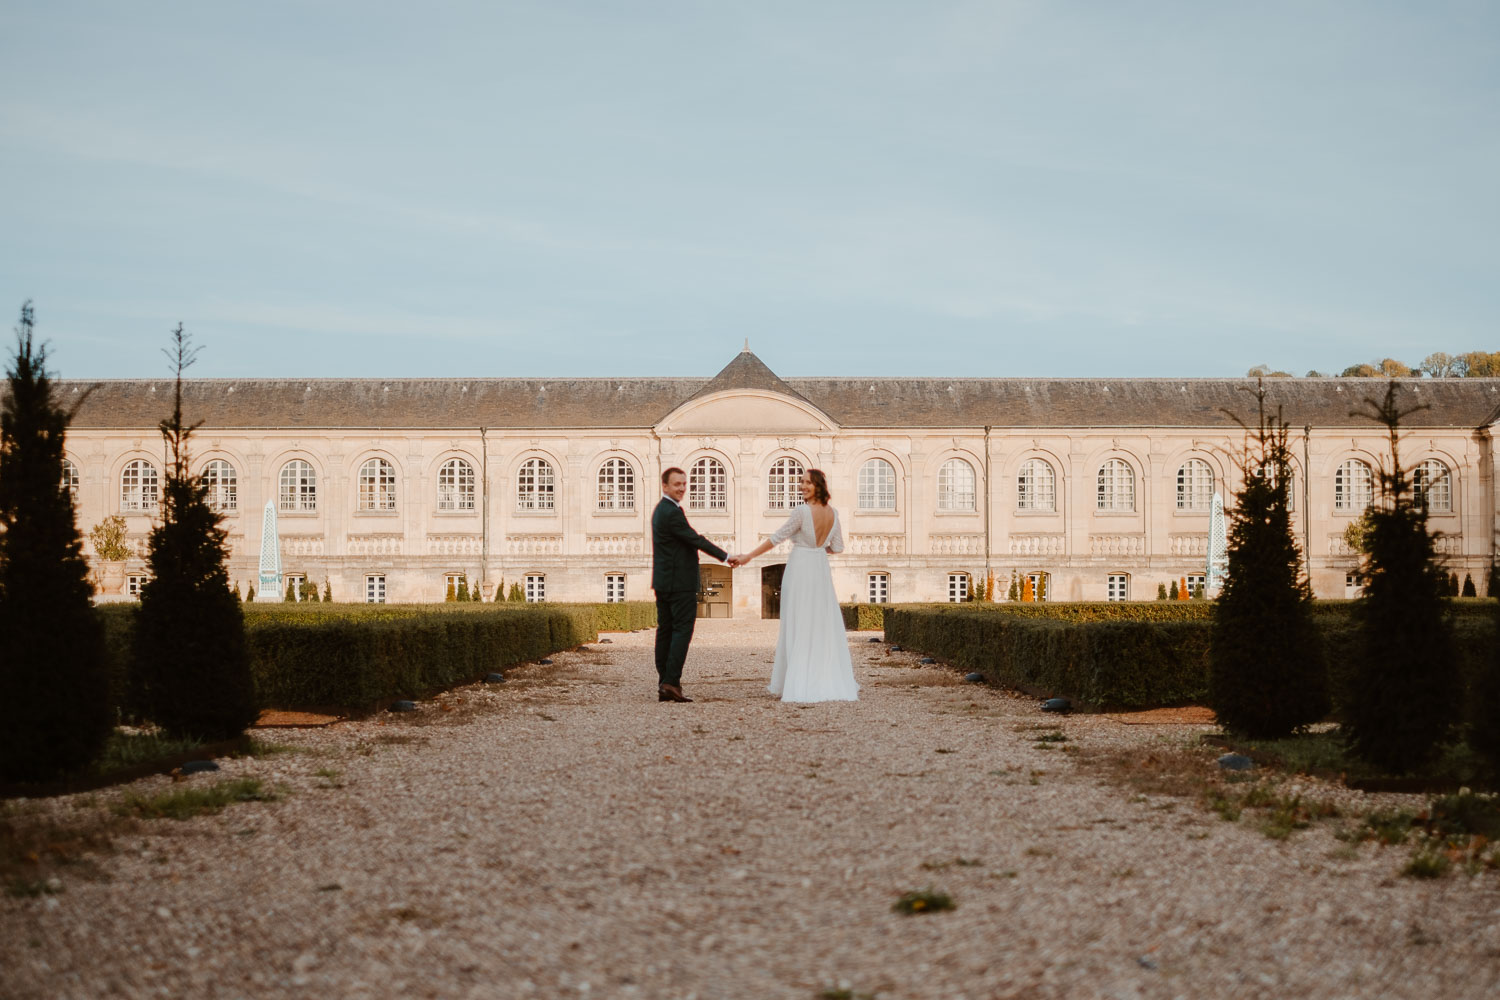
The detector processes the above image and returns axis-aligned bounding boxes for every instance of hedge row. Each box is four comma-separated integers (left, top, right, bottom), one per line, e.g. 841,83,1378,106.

839,600,1222,632
883,600,1498,716
97,602,657,715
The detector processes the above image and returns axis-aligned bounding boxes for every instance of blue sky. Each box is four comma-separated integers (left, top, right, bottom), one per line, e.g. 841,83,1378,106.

2,1,1496,379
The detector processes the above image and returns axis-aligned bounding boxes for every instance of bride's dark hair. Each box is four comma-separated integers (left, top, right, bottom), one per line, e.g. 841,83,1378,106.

806,468,831,505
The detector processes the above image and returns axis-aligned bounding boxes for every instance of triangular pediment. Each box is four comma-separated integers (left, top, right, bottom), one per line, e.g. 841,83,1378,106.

658,351,837,433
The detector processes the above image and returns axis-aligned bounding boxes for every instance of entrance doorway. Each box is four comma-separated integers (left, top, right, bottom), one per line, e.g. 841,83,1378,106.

760,563,786,619
697,564,732,618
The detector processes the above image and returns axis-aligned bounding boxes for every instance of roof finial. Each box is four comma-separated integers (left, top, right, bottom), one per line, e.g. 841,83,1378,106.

743,338,749,353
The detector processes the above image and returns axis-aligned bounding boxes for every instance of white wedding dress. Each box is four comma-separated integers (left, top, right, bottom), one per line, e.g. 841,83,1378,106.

766,504,859,702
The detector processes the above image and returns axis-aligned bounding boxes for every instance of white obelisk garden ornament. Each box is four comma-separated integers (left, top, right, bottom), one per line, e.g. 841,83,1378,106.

255,499,283,602
1206,491,1228,598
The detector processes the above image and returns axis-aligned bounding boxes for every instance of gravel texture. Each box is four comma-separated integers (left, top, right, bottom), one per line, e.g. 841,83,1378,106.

4,618,1500,999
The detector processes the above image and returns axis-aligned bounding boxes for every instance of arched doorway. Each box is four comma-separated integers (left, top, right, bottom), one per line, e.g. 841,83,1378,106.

761,563,786,619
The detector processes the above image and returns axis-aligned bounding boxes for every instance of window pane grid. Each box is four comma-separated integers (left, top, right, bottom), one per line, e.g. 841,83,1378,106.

62,459,79,499
605,574,626,603
517,458,556,511
867,573,889,604
1017,459,1055,511
858,459,896,510
438,458,476,511
947,573,969,602
525,575,546,603
358,458,398,511
202,459,237,512
938,459,976,511
365,575,386,603
767,457,804,510
120,459,159,512
1096,459,1135,511
1176,459,1213,511
1107,574,1128,601
279,461,317,511
1335,460,1373,511
1414,460,1451,512
689,457,727,511
596,458,636,511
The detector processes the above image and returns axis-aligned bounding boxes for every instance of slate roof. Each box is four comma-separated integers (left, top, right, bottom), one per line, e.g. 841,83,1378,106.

47,351,1500,431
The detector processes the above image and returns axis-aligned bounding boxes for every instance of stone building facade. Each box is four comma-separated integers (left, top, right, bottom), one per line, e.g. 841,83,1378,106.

58,352,1500,613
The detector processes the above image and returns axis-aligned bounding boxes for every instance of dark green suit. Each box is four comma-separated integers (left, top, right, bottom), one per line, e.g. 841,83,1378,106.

651,496,729,688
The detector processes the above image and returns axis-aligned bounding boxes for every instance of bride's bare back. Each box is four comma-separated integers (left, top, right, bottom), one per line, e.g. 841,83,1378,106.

808,503,835,548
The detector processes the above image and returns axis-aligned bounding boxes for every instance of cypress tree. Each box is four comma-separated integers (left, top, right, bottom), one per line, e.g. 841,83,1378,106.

322,578,332,602
0,303,113,782
1007,571,1019,602
303,580,319,603
1343,384,1458,771
284,577,297,602
456,574,470,601
494,576,505,602
508,581,524,602
129,326,257,741
1462,573,1476,598
1157,582,1168,600
1208,383,1330,738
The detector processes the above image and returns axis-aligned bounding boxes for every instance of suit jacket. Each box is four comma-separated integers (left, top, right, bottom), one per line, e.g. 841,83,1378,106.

651,496,729,594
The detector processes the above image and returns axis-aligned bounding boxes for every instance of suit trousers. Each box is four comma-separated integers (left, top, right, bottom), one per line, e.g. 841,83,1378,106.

654,590,698,688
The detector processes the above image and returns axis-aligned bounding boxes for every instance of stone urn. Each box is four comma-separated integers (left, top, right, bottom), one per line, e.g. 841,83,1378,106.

96,561,126,596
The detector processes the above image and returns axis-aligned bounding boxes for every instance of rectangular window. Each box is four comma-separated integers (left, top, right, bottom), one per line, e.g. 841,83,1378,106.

1107,574,1129,601
127,574,149,597
526,574,546,603
947,573,969,603
1185,574,1206,599
1345,573,1362,599
445,573,462,600
365,575,386,604
867,573,889,604
605,574,626,603
1027,572,1048,602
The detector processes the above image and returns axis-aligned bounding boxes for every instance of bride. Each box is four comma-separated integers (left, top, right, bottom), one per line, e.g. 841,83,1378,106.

732,469,859,702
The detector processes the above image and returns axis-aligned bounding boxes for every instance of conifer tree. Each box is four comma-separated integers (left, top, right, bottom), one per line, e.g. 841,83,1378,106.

1176,577,1189,601
1208,383,1330,738
232,581,242,600
246,583,256,602
1344,384,1458,771
471,579,483,601
509,581,524,602
129,326,256,741
1462,573,1476,598
304,580,319,603
284,577,297,602
457,574,470,601
0,303,112,782
1007,571,1019,602
1157,582,1169,600
322,578,332,602
494,576,506,602
1020,577,1034,602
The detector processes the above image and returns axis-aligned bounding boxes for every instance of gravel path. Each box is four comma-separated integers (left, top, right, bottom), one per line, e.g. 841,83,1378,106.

5,619,1499,999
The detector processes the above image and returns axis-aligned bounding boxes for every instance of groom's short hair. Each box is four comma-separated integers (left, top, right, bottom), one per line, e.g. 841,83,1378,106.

662,467,685,486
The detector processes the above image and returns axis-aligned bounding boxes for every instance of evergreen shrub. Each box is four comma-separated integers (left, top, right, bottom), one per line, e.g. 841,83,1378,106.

129,327,257,741
1208,384,1329,738
1462,573,1476,598
840,604,887,630
1343,386,1460,771
0,304,113,782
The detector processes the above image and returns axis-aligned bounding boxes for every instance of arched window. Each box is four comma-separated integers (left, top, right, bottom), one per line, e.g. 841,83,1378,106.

596,458,635,511
857,458,896,510
1413,459,1452,512
202,459,237,512
61,458,79,500
937,459,976,511
279,460,317,512
1176,459,1213,511
689,457,727,511
767,457,804,510
1096,458,1135,511
517,457,555,511
358,458,398,511
1254,461,1296,511
438,458,476,511
120,459,159,512
1335,459,1373,511
1017,459,1055,511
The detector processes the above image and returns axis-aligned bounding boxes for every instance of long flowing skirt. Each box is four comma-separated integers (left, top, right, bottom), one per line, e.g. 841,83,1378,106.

768,545,859,702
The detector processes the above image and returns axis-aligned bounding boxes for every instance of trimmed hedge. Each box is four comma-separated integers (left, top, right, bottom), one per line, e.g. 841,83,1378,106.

840,604,888,630
98,602,656,715
884,600,1498,717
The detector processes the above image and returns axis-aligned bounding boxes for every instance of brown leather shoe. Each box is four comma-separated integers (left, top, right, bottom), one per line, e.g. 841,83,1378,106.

658,684,693,703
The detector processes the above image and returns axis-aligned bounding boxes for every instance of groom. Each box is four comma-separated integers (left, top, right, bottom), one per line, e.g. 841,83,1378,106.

652,467,735,703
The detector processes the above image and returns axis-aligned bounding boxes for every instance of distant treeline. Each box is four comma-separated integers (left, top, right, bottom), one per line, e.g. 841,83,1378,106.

1249,351,1500,379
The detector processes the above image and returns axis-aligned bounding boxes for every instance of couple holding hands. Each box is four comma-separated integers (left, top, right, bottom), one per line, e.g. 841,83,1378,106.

650,466,859,704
